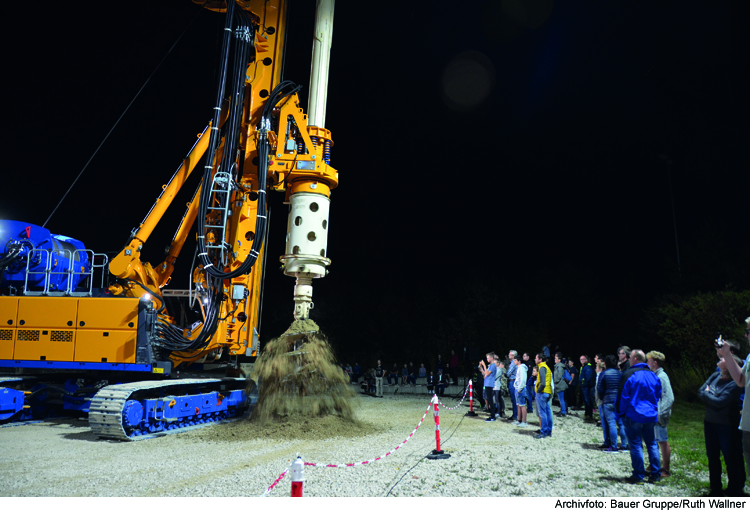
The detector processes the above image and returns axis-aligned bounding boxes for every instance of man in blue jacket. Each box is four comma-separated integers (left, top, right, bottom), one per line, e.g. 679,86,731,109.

616,349,663,484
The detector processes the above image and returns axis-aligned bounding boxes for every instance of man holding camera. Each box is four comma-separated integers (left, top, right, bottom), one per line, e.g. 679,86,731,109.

479,353,497,422
717,316,750,479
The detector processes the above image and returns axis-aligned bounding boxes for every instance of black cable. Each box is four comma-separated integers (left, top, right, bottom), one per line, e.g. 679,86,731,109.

197,10,261,281
385,452,431,497
42,7,204,229
149,5,247,358
384,409,468,497
153,11,302,357
197,78,301,281
124,279,166,314
156,273,224,356
0,247,22,284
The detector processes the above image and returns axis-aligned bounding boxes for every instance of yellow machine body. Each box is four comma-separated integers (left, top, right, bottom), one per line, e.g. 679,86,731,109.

0,296,139,364
1,0,337,374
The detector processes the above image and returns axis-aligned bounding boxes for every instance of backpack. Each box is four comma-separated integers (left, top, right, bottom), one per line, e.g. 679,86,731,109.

563,368,572,383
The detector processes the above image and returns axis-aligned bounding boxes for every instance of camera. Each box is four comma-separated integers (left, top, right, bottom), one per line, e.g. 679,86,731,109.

715,333,724,348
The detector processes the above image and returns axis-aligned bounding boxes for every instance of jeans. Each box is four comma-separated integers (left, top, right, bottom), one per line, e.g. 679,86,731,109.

616,414,628,448
622,416,660,481
581,386,594,417
493,389,504,414
516,388,527,406
388,373,398,385
557,391,567,415
508,382,518,419
601,403,618,448
704,420,746,495
567,384,579,409
375,377,383,397
537,393,553,435
492,390,505,414
526,387,534,413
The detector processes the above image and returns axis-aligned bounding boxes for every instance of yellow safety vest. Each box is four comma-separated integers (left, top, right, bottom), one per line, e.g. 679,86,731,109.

535,362,553,394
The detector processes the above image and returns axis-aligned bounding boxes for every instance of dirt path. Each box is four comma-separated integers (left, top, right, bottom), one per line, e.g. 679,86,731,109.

0,392,713,497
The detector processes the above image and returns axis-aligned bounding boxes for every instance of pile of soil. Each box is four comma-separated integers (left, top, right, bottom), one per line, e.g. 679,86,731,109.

249,319,356,423
202,412,377,442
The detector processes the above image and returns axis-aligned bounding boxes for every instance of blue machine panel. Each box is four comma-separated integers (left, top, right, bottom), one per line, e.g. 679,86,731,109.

0,386,25,421
0,360,153,372
0,220,90,292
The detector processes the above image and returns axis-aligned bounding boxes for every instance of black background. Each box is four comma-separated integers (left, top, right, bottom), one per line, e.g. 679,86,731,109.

2,1,748,367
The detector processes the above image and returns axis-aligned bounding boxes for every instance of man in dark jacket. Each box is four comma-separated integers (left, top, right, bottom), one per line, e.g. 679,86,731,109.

553,352,569,416
597,355,622,451
566,359,579,410
617,349,662,484
579,355,595,419
617,346,631,372
435,368,449,397
523,353,535,414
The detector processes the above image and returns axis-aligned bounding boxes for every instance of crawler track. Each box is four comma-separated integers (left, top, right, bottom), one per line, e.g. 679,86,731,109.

89,378,251,441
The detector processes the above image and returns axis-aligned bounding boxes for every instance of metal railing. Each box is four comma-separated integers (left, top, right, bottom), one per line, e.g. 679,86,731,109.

22,248,107,296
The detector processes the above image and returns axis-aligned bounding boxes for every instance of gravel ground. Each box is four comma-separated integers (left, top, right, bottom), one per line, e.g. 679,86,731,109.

0,391,712,497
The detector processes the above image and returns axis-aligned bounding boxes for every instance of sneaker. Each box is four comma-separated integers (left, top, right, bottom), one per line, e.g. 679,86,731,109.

625,476,644,485
494,414,500,418
648,476,661,484
518,422,528,428
603,446,619,453
512,421,521,426
533,430,543,435
485,417,496,422
533,433,549,439
598,444,609,450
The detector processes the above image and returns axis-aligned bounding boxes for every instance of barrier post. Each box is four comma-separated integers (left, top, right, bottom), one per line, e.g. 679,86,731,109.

467,379,477,417
427,395,451,460
291,454,305,497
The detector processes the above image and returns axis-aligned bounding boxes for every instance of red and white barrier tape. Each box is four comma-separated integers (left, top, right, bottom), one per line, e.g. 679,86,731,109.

261,467,290,497
303,397,435,468
436,384,470,410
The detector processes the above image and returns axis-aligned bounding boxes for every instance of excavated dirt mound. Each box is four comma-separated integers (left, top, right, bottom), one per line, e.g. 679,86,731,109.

198,412,377,442
248,319,356,424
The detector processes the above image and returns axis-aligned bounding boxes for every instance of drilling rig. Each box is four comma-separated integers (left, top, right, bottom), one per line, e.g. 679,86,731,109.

0,0,338,439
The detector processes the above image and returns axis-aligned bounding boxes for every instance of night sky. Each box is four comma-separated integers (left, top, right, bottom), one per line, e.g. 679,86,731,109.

2,1,748,364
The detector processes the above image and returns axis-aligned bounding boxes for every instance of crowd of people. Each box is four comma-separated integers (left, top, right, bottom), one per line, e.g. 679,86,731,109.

338,317,750,495
471,340,747,493
347,351,463,397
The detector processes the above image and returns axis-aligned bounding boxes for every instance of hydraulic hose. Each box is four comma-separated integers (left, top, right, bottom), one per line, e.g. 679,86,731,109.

155,10,303,357
197,9,257,281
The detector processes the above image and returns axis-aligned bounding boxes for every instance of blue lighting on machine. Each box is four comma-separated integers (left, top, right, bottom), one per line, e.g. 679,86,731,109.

0,220,91,293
